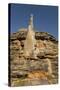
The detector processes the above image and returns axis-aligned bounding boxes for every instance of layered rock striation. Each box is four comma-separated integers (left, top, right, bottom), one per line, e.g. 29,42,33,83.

10,29,58,86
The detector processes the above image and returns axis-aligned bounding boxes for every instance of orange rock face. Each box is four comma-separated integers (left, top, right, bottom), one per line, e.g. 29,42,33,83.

28,71,49,80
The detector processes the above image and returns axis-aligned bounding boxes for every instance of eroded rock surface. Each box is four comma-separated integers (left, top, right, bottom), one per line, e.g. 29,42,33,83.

9,29,58,86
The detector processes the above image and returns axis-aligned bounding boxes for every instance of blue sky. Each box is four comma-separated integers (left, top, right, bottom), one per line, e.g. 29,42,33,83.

10,3,58,39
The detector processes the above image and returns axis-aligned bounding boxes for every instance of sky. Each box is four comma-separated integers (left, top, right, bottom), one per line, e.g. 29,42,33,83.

9,3,58,39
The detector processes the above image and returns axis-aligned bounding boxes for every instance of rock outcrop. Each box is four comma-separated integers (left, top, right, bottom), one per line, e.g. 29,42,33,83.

10,29,58,86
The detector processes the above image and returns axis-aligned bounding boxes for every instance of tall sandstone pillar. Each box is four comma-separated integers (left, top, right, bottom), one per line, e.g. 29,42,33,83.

24,14,36,57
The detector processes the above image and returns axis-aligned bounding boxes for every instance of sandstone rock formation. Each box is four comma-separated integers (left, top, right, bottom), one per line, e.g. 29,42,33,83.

10,30,58,86
9,15,58,86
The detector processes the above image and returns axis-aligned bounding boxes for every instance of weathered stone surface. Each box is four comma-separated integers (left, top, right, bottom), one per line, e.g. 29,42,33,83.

10,24,58,87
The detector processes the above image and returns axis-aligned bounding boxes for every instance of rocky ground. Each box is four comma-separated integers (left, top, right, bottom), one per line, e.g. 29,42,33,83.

9,29,58,86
